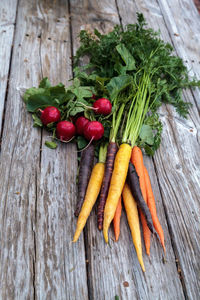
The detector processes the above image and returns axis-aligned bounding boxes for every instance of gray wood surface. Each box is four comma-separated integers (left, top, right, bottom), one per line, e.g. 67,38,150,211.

0,1,88,299
0,0,199,299
0,0,18,133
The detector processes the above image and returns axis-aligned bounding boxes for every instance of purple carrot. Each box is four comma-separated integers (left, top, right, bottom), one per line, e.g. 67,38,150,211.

97,142,118,230
74,144,95,217
127,162,154,234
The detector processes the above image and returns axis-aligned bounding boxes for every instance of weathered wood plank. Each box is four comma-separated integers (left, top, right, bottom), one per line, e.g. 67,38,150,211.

0,0,42,297
117,0,200,298
0,0,88,299
33,1,89,299
0,0,18,134
158,0,200,112
70,1,185,299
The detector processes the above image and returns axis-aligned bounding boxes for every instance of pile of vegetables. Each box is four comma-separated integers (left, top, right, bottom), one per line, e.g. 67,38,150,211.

23,14,200,272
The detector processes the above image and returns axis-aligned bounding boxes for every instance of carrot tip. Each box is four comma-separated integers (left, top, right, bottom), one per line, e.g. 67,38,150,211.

141,266,146,272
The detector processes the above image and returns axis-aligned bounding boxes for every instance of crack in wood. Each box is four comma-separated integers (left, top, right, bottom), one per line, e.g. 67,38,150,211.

115,0,122,26
0,0,19,144
68,0,74,77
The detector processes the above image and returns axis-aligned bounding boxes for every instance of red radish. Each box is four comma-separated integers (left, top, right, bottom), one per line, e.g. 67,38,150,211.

56,121,76,141
84,121,104,141
93,98,112,115
75,116,89,135
40,106,61,125
92,94,97,100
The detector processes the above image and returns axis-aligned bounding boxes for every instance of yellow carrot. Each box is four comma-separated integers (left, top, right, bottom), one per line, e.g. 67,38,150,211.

73,162,105,242
103,143,132,243
122,183,145,272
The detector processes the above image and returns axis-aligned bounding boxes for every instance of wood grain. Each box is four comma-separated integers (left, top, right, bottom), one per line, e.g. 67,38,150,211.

0,0,18,134
0,0,199,299
0,0,88,299
34,0,89,299
117,0,200,298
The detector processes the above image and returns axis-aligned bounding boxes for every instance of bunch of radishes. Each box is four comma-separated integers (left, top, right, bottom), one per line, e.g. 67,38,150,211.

39,98,112,143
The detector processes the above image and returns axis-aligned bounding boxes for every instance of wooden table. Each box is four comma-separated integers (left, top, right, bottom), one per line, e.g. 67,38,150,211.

0,1,199,299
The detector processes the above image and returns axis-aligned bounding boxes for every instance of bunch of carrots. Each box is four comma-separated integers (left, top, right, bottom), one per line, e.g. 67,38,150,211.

72,74,166,272
73,143,165,272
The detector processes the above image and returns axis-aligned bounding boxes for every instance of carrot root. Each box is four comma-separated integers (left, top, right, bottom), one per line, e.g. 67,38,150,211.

113,196,122,241
103,143,132,243
73,162,105,242
131,146,151,255
97,142,118,231
123,183,145,272
75,144,95,217
144,166,166,252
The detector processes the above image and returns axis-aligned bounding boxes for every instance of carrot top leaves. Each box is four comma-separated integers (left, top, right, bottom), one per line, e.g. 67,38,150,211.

74,13,200,153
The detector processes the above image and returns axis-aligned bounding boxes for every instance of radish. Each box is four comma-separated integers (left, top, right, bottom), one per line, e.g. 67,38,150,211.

40,106,61,125
93,98,112,116
84,121,104,141
56,121,76,141
75,116,89,135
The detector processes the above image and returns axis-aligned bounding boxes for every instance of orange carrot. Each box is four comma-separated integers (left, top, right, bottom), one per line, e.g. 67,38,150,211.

131,146,151,255
144,166,166,252
139,212,151,256
113,196,122,241
131,146,147,202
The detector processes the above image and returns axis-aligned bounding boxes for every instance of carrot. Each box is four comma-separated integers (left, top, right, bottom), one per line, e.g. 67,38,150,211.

144,166,166,252
139,212,151,256
131,146,147,202
113,196,122,241
103,143,132,243
74,144,95,217
73,162,105,242
97,142,118,231
131,146,151,255
122,183,145,272
127,162,154,233
73,144,107,242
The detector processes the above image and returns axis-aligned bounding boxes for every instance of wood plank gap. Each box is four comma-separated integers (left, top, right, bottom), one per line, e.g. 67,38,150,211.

83,229,92,300
152,155,187,299
33,154,39,300
0,0,19,145
114,0,123,26
38,31,44,79
67,0,74,76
